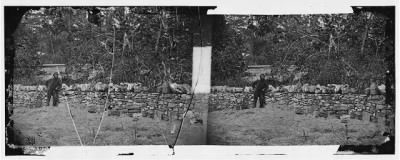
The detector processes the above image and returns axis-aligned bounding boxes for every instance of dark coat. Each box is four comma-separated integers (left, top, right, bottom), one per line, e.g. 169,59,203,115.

46,77,62,92
252,79,269,92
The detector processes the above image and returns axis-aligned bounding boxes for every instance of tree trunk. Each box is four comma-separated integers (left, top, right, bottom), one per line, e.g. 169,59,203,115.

155,17,163,53
360,24,369,54
375,40,379,56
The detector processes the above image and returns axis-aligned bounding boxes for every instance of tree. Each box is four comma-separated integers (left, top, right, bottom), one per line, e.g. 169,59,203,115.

211,15,248,85
242,13,390,88
14,7,392,89
14,7,198,89
13,13,42,84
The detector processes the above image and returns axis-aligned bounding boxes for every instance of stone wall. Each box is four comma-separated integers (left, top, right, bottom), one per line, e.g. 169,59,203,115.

11,85,394,125
12,90,192,122
209,91,393,124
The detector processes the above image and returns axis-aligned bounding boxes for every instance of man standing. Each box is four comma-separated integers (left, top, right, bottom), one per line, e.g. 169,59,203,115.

46,72,62,106
252,74,268,108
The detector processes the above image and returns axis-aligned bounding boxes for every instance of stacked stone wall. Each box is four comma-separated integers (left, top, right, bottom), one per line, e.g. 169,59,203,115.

12,89,192,121
11,85,393,124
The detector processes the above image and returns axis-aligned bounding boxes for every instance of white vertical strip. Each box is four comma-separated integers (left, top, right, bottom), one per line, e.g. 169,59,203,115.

192,46,212,94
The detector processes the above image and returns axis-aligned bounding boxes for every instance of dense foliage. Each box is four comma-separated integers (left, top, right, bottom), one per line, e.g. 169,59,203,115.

14,7,198,88
13,7,394,89
224,13,393,88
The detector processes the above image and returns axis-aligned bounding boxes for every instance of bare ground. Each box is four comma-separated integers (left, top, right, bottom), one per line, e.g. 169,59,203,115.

207,103,387,145
11,102,388,146
11,103,181,146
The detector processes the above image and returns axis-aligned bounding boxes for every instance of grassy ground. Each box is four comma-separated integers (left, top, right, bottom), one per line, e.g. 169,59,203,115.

11,102,388,146
207,103,387,145
11,103,181,146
